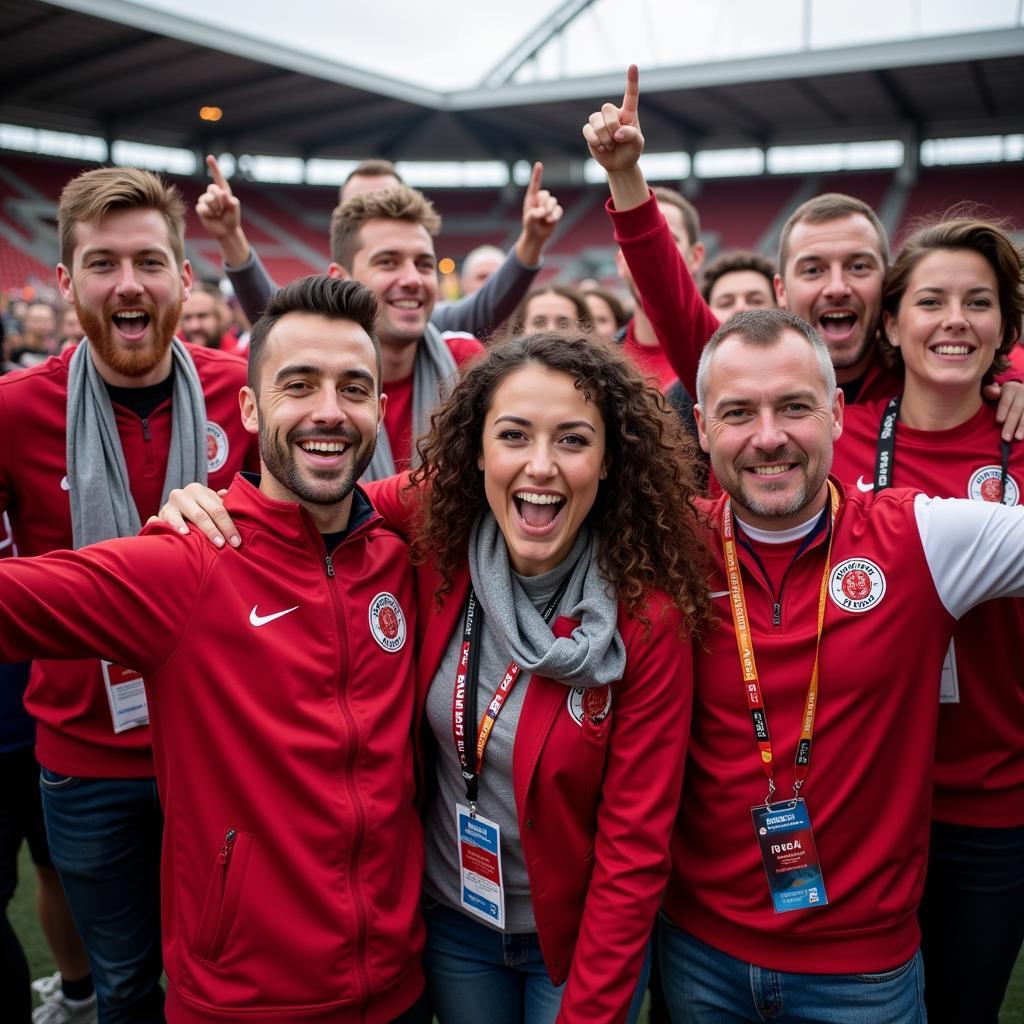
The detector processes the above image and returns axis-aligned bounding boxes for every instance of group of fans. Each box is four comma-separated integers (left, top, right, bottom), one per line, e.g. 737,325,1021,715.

0,64,1022,1024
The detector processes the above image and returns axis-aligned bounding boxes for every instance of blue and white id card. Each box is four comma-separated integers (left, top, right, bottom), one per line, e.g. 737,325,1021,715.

455,804,505,929
751,798,828,914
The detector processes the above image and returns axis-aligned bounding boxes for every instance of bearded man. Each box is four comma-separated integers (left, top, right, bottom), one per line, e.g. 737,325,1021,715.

0,166,256,1023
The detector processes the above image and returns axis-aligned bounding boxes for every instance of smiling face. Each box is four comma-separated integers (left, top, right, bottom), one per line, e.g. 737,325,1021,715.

241,312,384,531
181,289,223,347
696,330,843,531
524,291,579,334
479,364,607,576
57,207,192,387
708,270,775,322
775,214,885,383
345,218,438,356
885,248,1002,399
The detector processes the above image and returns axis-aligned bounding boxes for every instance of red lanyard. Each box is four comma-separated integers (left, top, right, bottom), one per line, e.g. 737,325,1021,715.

720,482,840,806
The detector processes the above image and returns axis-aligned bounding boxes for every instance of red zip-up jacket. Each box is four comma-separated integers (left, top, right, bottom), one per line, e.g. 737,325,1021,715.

369,474,691,1024
668,482,1024,974
0,343,258,778
0,475,424,1023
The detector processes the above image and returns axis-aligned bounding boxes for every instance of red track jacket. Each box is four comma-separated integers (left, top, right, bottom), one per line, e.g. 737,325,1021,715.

0,476,424,1023
0,343,257,778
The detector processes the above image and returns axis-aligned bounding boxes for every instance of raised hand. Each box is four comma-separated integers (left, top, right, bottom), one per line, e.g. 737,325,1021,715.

582,65,644,173
516,162,563,266
195,155,250,266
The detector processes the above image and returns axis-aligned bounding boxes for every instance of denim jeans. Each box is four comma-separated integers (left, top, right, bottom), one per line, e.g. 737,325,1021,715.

40,769,165,1024
423,900,650,1024
919,820,1024,1024
658,913,926,1024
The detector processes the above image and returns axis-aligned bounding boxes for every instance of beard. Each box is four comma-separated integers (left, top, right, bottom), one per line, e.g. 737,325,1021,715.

258,419,376,508
712,443,832,524
77,296,181,379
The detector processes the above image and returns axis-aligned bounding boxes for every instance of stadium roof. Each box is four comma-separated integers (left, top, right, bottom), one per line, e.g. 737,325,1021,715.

2,0,1023,164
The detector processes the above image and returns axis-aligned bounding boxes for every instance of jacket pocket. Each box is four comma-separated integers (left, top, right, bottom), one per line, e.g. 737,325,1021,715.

194,827,253,964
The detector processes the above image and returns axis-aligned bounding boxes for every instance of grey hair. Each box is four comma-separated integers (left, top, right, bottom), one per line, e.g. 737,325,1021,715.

695,308,837,408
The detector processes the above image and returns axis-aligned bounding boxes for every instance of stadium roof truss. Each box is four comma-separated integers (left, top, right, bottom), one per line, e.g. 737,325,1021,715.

1,0,1022,167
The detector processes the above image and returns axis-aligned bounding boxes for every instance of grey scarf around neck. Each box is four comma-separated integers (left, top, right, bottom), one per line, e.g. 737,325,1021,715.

468,513,626,688
65,336,209,549
363,321,458,482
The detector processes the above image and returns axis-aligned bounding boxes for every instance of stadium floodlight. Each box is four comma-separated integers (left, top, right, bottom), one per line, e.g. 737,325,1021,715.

694,148,764,178
0,124,106,162
111,141,196,175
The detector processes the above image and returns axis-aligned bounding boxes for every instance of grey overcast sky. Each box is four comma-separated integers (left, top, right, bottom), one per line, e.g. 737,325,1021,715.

134,0,1021,91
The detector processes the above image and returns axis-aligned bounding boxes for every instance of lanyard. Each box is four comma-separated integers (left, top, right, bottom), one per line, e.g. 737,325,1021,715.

451,576,572,815
874,395,1011,500
720,481,840,807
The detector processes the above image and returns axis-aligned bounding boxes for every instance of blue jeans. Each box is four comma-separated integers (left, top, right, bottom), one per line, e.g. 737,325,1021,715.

657,914,926,1024
40,769,164,1024
919,820,1024,1024
423,900,650,1024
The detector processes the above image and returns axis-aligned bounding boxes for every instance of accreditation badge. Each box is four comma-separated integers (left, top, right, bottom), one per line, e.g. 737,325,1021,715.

455,804,505,929
751,798,828,914
100,661,150,734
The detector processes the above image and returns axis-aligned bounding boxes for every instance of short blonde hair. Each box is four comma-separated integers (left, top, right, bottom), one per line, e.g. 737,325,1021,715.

58,166,186,268
330,185,440,270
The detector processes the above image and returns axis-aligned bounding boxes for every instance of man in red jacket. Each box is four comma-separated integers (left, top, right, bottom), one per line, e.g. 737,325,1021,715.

0,276,427,1024
655,306,1024,1022
0,166,257,1023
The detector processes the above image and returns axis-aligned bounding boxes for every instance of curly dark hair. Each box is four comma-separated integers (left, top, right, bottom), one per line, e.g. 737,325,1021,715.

409,332,712,635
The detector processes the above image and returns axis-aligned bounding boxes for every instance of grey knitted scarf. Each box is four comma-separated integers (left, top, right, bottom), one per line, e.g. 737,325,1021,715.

363,321,458,482
468,514,625,688
65,337,208,548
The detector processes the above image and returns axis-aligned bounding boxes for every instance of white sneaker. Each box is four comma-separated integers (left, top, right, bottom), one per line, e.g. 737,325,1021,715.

31,971,63,1001
31,989,98,1024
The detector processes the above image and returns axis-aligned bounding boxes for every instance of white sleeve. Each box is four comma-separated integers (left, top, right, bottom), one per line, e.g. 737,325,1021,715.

915,493,1024,619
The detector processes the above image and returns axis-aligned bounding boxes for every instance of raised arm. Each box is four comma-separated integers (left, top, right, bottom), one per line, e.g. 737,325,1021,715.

584,67,719,395
433,162,561,337
196,155,277,323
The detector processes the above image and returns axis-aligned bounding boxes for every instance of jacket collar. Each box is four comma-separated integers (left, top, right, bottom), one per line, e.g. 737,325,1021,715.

224,472,381,549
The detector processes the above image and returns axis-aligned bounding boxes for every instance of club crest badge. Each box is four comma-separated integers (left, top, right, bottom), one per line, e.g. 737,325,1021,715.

567,685,612,726
828,558,886,613
206,421,229,473
967,465,1019,506
368,592,407,653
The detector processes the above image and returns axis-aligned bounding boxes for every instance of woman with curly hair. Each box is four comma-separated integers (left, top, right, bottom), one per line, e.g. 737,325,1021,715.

160,330,709,1024
830,216,1024,1024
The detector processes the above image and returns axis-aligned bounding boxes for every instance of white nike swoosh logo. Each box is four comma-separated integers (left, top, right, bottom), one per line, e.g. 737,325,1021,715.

709,590,730,599
856,476,875,492
249,604,299,627
60,476,70,491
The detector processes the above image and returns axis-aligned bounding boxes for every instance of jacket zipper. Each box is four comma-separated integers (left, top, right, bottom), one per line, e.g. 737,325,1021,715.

312,524,371,1007
219,828,236,865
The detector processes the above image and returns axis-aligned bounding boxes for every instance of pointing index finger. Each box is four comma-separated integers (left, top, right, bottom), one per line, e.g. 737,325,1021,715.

206,154,230,192
525,161,543,202
620,64,640,125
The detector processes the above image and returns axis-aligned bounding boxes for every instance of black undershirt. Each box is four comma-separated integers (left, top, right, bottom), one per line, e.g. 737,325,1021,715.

839,375,864,405
104,368,174,420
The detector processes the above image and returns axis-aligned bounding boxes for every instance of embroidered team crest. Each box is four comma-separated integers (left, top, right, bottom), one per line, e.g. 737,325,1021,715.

206,421,229,473
368,592,407,653
967,465,1019,506
567,685,612,726
828,558,886,613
